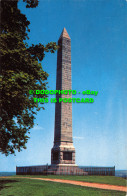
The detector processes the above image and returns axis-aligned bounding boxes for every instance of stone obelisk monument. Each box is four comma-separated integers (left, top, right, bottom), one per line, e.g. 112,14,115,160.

50,28,85,175
51,28,76,166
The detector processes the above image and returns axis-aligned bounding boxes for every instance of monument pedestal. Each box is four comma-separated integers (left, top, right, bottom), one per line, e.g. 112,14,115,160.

48,165,87,175
51,142,75,165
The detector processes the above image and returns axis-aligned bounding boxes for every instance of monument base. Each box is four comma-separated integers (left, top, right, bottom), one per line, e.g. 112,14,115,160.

45,165,87,175
16,164,87,176
16,165,115,176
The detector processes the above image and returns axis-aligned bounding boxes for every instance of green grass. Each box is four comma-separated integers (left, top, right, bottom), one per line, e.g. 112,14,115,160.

0,177,125,196
15,175,127,186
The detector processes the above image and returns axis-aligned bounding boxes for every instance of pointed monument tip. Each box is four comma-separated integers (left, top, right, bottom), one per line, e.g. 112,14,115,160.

59,27,70,40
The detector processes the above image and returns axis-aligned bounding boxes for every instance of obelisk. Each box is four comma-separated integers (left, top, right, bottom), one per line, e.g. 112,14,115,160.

51,28,76,166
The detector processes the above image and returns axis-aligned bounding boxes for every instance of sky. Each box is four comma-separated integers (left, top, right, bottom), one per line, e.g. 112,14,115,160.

0,0,127,171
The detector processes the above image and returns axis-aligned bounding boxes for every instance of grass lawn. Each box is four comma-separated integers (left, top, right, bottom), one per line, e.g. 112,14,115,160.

0,177,125,196
15,175,127,186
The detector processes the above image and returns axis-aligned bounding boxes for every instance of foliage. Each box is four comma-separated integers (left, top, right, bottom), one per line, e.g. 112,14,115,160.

0,0,58,155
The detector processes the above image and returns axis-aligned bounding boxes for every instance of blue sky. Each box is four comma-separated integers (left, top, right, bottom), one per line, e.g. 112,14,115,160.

0,0,127,171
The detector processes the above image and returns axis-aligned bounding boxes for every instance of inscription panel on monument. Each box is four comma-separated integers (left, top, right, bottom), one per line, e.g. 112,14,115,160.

63,152,72,160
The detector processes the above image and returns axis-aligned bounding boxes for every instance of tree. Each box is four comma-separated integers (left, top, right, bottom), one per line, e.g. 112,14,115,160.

0,0,58,155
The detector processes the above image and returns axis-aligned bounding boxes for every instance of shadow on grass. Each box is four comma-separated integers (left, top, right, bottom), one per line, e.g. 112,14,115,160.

0,179,19,191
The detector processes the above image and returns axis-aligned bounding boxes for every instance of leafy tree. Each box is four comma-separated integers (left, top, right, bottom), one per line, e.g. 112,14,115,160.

0,0,58,155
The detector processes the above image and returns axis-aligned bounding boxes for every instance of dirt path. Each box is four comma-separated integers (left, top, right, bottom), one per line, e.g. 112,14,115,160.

1,176,127,192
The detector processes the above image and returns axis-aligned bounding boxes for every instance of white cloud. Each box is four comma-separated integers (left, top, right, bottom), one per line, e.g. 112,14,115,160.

32,126,44,130
73,136,84,140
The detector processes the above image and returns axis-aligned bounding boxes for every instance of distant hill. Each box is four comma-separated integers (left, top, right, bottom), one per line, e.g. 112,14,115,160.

115,170,127,179
0,172,16,176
